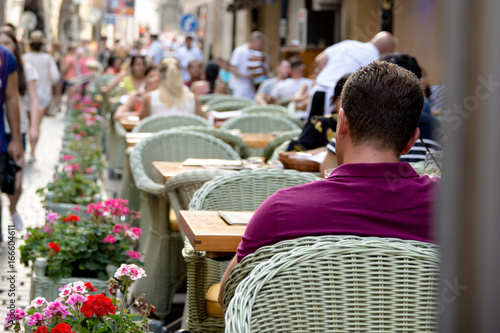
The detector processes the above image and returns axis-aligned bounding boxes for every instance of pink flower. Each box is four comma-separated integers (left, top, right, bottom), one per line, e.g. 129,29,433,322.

72,205,80,212
114,264,146,281
66,293,88,308
4,308,27,328
29,297,48,309
42,301,70,320
103,235,116,244
126,250,141,260
62,155,75,161
85,167,94,174
43,224,52,234
46,212,60,223
74,134,81,141
27,312,44,326
126,227,141,241
25,232,32,240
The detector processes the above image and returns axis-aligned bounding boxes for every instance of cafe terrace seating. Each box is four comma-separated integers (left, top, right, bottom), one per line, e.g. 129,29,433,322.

120,114,211,211
130,130,240,319
240,104,290,115
224,235,440,333
221,114,302,156
184,169,319,333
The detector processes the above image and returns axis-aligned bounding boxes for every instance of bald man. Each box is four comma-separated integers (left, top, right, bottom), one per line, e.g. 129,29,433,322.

307,31,397,120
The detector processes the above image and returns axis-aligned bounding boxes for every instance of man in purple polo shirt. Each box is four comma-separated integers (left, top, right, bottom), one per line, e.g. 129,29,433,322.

218,61,440,304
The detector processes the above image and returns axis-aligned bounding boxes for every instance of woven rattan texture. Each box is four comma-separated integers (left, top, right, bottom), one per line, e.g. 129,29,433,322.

130,130,240,319
207,99,254,111
189,168,318,212
263,129,301,161
184,169,319,332
175,126,251,159
220,113,301,134
224,235,440,333
131,113,211,133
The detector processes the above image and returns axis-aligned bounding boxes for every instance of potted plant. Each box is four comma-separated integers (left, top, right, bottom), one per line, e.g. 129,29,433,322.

36,169,102,217
20,199,142,301
5,264,155,333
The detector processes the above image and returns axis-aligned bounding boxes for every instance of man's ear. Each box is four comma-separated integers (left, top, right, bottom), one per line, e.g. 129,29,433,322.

336,108,349,139
401,128,420,155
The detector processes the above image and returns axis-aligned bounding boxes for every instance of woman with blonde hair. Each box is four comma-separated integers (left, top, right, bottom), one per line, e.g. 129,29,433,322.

139,57,204,119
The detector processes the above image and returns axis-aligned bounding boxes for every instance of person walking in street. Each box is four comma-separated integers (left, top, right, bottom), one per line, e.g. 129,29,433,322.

0,44,24,239
146,34,165,65
22,30,60,121
176,35,203,83
228,31,269,100
0,27,40,232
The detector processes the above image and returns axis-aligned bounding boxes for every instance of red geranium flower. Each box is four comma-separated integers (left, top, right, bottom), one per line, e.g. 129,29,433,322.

47,242,60,252
84,282,98,292
62,214,81,222
52,323,76,333
80,294,116,318
35,327,49,333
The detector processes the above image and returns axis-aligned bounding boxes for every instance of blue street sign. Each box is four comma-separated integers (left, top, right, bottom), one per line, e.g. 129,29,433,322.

180,14,198,33
104,15,116,25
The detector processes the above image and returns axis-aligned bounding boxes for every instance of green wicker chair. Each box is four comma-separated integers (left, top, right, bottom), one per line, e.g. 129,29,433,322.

163,169,236,222
131,113,211,133
224,235,440,333
184,169,319,333
207,99,254,112
240,104,290,115
129,129,240,319
269,140,291,161
221,114,301,156
262,129,301,161
176,126,251,159
119,115,211,211
198,94,234,105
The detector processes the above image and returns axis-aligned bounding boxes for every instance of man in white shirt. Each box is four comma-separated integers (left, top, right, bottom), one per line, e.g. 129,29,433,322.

307,31,397,119
176,36,203,83
268,57,312,104
146,34,165,64
255,59,290,105
228,31,269,99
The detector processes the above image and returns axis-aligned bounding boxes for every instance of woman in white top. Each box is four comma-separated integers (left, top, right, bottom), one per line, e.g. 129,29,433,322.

22,30,60,118
0,27,41,230
139,57,204,119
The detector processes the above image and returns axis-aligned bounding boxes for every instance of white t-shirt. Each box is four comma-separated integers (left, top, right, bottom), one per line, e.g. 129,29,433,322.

270,77,312,101
5,62,39,134
149,88,195,115
176,46,203,82
315,40,380,90
228,43,269,99
23,52,60,109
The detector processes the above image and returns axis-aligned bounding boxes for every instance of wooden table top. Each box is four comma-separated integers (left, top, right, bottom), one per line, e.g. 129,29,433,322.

179,210,249,257
118,115,140,131
126,132,152,148
152,160,245,183
125,131,276,149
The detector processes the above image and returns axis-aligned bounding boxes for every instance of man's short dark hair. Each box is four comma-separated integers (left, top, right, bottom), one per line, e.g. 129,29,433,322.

341,61,424,153
289,56,303,69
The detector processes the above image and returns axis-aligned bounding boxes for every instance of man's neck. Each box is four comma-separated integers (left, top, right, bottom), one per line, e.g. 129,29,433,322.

341,144,400,165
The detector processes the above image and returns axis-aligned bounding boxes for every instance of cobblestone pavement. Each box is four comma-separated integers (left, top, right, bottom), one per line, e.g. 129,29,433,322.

0,114,65,331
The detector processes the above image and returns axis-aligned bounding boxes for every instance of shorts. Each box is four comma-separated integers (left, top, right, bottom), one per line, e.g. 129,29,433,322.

5,133,26,151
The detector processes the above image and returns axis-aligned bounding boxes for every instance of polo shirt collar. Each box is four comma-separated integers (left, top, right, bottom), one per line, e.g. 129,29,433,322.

329,162,419,179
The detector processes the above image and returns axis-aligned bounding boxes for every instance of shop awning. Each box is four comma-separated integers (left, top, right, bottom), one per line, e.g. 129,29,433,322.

227,0,276,12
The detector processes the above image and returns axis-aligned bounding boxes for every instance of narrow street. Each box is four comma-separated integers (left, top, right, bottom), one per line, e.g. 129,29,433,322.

0,113,65,331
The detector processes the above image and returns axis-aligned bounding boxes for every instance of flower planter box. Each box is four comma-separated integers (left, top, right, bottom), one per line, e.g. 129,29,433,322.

30,258,116,301
44,192,102,218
